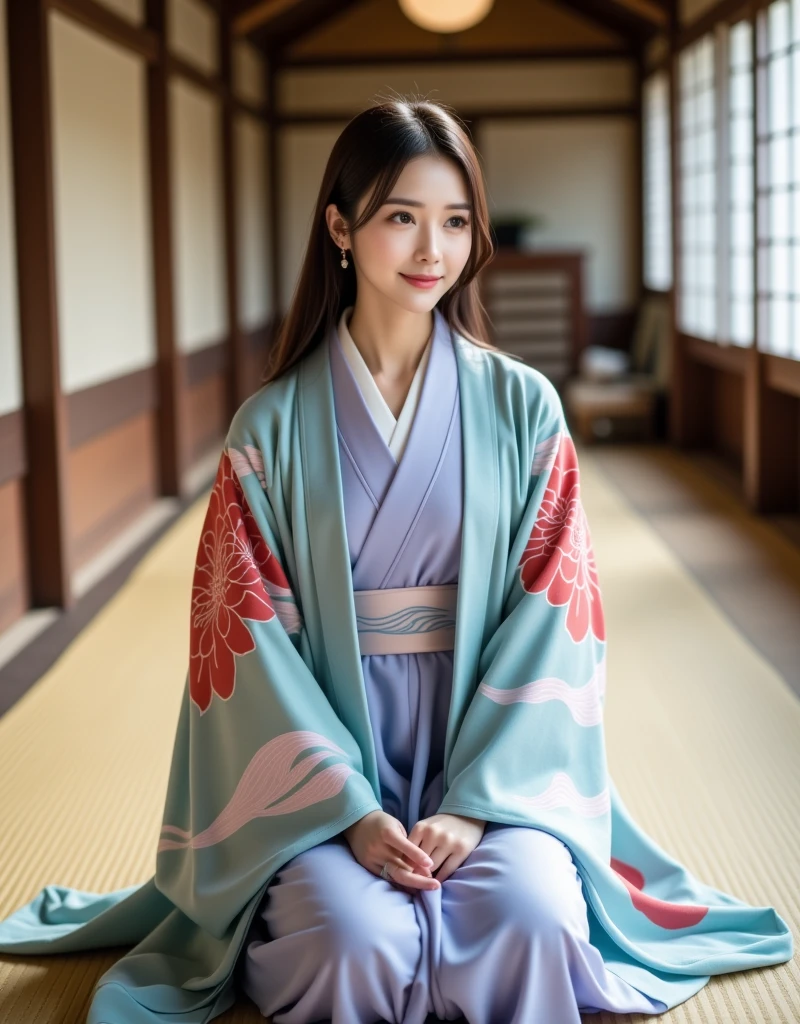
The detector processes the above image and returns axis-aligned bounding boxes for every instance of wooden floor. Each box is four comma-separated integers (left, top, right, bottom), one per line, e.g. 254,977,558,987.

0,441,798,1023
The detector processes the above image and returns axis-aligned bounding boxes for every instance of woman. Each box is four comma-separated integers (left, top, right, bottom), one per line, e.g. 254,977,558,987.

0,96,792,1024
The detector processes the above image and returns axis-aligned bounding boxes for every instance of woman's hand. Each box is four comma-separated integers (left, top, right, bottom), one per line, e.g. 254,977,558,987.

343,810,441,892
407,813,486,883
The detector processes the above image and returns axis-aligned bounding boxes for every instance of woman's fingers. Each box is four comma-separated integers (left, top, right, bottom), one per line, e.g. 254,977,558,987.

386,831,434,872
388,861,440,890
431,852,464,884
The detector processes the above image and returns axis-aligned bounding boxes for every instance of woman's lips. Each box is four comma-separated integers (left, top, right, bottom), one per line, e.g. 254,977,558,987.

400,273,442,289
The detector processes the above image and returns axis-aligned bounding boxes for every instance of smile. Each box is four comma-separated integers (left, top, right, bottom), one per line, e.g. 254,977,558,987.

400,274,442,289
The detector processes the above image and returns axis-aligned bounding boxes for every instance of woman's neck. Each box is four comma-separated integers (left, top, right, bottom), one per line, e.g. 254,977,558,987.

346,302,433,380
345,302,434,419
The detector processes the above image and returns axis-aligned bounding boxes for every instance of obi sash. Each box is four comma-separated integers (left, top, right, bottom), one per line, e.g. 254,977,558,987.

353,584,458,655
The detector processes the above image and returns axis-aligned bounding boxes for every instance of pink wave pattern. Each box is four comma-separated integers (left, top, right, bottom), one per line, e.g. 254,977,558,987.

531,430,561,477
515,771,610,818
158,730,353,852
478,657,606,726
228,444,266,488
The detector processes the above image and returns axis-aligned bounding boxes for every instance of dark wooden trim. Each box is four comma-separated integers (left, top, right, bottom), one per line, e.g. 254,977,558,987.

684,335,749,373
67,368,157,448
72,480,157,568
0,411,26,487
554,0,660,44
47,0,159,61
3,350,256,487
185,340,229,387
238,0,369,53
679,0,752,48
275,106,638,127
764,354,800,398
6,0,73,608
166,53,222,94
233,96,268,120
280,48,637,68
146,0,186,497
745,350,800,510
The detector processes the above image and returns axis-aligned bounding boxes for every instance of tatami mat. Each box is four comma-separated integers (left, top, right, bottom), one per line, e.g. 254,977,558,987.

0,445,798,1023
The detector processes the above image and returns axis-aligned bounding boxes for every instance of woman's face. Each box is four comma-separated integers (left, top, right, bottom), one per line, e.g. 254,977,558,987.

331,154,473,312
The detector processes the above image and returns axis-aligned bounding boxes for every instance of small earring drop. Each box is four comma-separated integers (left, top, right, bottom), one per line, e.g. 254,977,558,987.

340,243,349,269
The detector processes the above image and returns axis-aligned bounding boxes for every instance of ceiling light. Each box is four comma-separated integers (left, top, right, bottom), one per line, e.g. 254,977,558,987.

398,0,495,34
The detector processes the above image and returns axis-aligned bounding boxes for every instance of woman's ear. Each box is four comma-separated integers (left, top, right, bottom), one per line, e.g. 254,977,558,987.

324,203,349,249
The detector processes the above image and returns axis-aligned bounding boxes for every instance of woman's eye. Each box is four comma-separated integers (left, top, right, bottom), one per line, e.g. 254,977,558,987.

389,212,469,228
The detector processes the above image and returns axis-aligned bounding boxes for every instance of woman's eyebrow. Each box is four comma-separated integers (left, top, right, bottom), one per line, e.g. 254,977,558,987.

384,197,472,210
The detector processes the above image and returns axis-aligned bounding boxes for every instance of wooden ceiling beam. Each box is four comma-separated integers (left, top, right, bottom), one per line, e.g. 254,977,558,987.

230,0,306,37
551,0,657,44
230,0,370,54
229,0,659,56
611,0,668,27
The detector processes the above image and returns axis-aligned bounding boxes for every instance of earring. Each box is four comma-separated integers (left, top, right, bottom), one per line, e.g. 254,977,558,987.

339,242,349,269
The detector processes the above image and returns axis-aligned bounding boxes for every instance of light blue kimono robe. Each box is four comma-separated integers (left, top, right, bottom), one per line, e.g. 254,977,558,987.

0,307,793,1024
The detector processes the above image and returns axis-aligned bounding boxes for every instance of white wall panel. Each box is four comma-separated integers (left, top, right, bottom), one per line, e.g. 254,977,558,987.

233,41,266,107
49,11,156,394
482,118,638,310
279,124,345,312
168,0,218,76
0,0,22,416
235,113,271,329
169,77,227,351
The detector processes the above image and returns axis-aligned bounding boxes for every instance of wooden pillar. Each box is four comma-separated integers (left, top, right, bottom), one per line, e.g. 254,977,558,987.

6,0,72,608
146,0,188,497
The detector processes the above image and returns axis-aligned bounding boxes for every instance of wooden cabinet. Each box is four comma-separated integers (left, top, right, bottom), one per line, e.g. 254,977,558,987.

478,249,588,389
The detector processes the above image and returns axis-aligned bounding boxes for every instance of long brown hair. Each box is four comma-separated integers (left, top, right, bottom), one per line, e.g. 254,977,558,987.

261,92,500,385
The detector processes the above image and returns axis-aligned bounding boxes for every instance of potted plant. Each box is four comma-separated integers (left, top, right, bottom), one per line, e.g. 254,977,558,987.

490,212,545,249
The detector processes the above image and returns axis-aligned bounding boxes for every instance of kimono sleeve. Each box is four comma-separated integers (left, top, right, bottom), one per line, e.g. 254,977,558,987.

437,378,610,845
154,427,382,939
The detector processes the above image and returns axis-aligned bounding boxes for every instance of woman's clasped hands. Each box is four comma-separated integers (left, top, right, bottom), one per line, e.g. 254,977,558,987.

343,809,485,893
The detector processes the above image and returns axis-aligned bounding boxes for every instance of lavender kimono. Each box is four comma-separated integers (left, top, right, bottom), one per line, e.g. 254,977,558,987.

0,307,792,1024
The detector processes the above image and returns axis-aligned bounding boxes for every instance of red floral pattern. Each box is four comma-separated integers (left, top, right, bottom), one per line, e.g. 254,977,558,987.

190,449,293,714
519,431,605,644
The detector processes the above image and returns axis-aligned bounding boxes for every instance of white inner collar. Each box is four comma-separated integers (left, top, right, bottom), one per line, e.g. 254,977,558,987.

337,306,433,460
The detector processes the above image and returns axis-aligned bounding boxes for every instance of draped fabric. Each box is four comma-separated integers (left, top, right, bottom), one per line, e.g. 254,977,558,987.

0,307,793,1023
332,311,461,828
237,308,670,1023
